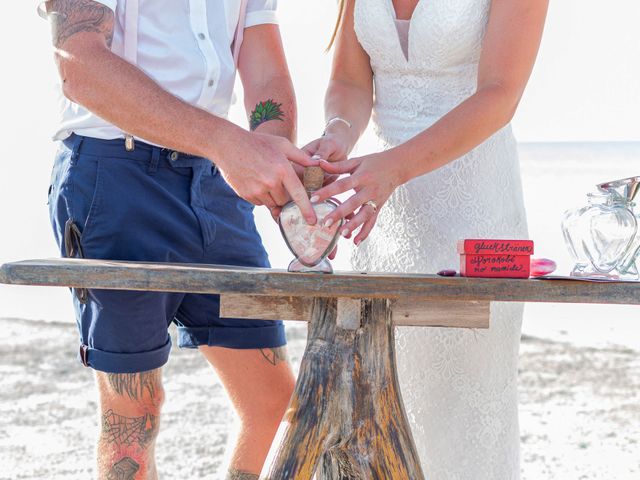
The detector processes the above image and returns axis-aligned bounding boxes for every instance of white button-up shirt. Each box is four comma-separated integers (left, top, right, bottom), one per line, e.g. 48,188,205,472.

53,0,278,141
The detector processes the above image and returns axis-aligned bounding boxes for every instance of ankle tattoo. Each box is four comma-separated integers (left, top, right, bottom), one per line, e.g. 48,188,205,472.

227,468,259,480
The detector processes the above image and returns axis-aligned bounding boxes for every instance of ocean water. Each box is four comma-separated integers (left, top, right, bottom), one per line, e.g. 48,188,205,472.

518,142,640,350
0,142,638,349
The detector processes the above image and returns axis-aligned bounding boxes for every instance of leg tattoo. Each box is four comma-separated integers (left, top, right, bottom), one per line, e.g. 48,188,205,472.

98,371,162,478
106,371,160,401
260,346,287,366
101,410,158,478
102,409,158,447
108,457,140,480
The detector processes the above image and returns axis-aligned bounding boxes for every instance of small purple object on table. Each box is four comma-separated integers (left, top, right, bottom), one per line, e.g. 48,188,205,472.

437,269,457,277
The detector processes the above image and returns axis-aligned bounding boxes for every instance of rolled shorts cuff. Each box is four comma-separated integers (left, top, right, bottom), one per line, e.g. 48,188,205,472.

177,323,286,350
77,337,172,373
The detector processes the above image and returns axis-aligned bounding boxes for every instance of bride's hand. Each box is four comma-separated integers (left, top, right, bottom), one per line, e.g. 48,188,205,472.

303,131,350,163
302,132,350,187
310,152,406,245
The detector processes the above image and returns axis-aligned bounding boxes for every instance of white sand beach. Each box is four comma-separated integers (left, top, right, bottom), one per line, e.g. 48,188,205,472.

0,316,638,480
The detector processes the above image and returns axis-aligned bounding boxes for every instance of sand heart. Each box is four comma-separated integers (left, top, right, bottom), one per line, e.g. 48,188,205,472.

279,201,342,267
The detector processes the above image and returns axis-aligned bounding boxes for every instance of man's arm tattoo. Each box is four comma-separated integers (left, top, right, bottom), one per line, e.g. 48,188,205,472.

106,371,160,400
102,409,158,447
42,0,115,48
108,456,140,480
227,468,259,480
260,346,287,366
250,99,285,131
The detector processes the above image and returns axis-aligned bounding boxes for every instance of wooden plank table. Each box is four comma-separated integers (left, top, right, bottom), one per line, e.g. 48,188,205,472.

2,258,639,479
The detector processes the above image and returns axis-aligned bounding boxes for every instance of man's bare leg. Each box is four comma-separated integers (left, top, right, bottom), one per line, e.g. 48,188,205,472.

95,369,164,480
199,346,296,479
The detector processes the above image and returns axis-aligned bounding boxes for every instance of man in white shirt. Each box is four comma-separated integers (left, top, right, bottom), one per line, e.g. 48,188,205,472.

42,0,315,478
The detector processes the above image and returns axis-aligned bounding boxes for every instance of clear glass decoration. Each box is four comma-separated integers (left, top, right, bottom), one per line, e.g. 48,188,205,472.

279,167,343,273
561,176,640,279
599,176,640,277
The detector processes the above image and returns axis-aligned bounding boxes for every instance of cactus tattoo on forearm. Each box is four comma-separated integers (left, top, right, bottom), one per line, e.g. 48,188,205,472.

250,99,285,131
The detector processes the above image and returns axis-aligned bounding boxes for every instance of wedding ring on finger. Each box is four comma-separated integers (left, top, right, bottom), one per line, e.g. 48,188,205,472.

364,200,378,214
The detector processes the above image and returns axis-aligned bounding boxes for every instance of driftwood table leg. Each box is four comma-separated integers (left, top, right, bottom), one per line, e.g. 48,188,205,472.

261,298,424,480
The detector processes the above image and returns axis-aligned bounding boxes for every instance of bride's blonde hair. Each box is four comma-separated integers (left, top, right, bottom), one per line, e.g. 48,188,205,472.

328,0,347,50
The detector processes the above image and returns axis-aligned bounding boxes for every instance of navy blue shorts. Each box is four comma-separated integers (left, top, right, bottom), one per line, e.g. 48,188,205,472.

48,134,285,373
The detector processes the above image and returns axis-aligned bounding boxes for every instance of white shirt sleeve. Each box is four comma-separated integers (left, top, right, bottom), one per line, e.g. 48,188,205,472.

245,0,278,28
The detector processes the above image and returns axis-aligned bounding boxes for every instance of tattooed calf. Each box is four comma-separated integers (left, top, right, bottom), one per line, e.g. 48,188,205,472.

102,409,158,448
107,371,160,400
260,346,287,366
108,457,140,480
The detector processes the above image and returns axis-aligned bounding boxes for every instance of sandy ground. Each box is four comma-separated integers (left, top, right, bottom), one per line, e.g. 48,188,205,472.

0,317,638,480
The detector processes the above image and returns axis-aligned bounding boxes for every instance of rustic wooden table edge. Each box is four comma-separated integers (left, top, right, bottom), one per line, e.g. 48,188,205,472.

1,258,639,305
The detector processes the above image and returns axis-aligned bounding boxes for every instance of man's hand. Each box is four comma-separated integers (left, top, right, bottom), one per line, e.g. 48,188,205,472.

216,132,319,224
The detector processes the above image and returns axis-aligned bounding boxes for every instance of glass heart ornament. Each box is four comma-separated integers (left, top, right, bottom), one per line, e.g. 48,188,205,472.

582,195,636,273
561,178,639,278
279,167,343,273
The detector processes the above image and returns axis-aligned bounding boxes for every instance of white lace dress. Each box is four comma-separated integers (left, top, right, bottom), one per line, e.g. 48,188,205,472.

352,0,528,478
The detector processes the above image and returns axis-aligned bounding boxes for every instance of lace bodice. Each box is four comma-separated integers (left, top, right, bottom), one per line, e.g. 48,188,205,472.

355,0,490,145
350,1,528,479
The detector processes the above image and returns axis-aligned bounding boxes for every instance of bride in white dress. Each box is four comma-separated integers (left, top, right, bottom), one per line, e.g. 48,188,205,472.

304,0,548,478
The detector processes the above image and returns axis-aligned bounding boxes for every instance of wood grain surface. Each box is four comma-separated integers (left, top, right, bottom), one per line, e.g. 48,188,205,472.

220,294,490,328
261,298,425,479
2,258,639,305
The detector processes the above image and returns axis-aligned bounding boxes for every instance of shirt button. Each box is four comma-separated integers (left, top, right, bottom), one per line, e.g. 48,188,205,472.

198,33,206,40
169,151,179,161
208,79,214,87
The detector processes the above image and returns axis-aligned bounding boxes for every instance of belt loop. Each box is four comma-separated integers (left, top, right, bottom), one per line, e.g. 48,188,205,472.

148,147,160,175
70,134,85,165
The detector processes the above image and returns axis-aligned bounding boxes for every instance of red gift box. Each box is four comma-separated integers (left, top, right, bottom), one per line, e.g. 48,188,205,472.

458,239,534,278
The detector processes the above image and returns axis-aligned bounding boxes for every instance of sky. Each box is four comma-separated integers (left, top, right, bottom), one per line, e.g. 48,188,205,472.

0,0,638,322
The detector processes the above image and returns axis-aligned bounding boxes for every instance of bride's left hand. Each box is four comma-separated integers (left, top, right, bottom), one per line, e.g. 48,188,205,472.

310,152,405,245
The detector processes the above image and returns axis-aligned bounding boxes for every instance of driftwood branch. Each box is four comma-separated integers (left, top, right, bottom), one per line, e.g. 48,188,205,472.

261,298,425,479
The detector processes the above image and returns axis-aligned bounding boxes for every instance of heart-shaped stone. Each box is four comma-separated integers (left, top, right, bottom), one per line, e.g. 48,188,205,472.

279,201,342,267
